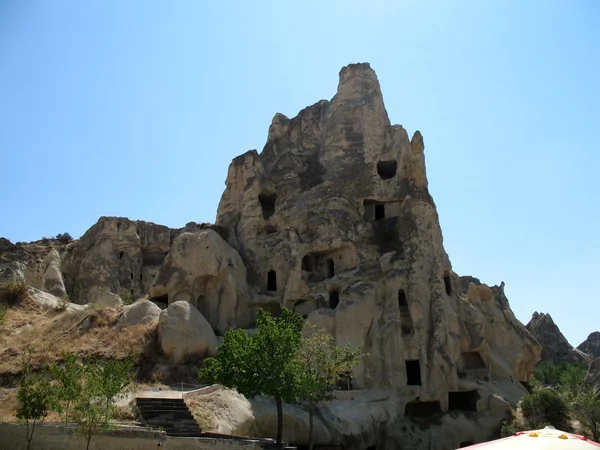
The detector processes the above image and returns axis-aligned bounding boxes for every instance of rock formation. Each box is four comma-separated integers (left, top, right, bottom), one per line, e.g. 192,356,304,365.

586,357,600,397
578,332,600,360
526,312,589,365
1,63,547,449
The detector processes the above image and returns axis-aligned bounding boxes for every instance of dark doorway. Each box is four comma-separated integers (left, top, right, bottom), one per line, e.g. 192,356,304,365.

301,254,315,272
398,290,413,335
375,203,385,221
119,251,124,259
130,272,133,280
329,290,339,309
327,259,335,278
405,360,422,385
258,193,277,220
377,160,397,180
462,352,486,370
405,400,441,418
267,270,277,291
448,390,480,411
444,270,452,295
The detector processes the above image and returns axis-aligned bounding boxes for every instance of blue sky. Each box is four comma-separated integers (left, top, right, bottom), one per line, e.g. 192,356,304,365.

1,1,598,347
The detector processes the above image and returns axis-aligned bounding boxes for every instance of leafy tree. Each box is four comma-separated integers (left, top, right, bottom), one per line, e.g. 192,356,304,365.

572,387,600,441
200,308,304,448
55,232,73,244
72,357,137,450
520,388,570,431
297,326,363,450
49,354,83,426
16,361,53,450
558,363,587,400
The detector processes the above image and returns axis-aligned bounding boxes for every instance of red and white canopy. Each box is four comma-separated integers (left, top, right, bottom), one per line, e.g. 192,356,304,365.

462,428,600,449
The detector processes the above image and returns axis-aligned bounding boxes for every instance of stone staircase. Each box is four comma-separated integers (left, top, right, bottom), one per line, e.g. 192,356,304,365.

135,397,202,437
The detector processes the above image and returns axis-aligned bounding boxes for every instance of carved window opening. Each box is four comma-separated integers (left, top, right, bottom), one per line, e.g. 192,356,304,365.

329,290,339,310
267,270,277,292
448,390,480,412
364,200,387,222
444,270,452,295
130,272,134,280
119,251,124,259
462,351,486,370
130,288,134,296
404,400,441,418
398,290,413,335
336,370,352,390
301,254,315,272
327,259,335,278
405,360,422,386
259,193,277,220
377,160,397,180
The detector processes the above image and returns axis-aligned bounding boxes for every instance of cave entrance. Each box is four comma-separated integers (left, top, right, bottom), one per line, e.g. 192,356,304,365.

398,290,413,335
196,295,208,318
329,290,340,310
363,200,386,222
336,370,352,391
119,251,124,260
130,272,134,280
377,160,397,180
444,270,452,295
327,259,335,278
405,360,422,385
462,352,486,370
405,400,441,418
375,204,385,221
150,293,168,309
259,193,277,220
448,390,480,411
267,270,277,292
301,254,315,272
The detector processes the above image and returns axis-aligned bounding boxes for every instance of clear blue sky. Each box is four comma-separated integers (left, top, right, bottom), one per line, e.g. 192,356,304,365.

1,1,598,347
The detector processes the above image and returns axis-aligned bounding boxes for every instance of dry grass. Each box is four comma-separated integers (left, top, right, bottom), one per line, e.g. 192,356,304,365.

187,397,217,432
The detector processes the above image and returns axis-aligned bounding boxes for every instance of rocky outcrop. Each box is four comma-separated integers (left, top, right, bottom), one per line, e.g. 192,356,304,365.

586,358,600,397
158,301,218,363
526,312,589,365
148,227,252,334
117,300,162,328
62,217,179,304
578,332,600,359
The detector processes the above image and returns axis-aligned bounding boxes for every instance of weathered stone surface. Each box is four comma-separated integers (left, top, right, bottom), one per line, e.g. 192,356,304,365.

526,312,589,365
117,300,162,328
158,301,218,363
62,217,177,304
92,292,123,310
578,332,600,359
27,287,84,312
42,248,67,298
149,228,252,334
586,357,600,397
0,261,27,284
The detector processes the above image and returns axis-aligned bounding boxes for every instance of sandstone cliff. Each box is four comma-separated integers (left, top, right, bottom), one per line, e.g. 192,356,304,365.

1,63,545,449
578,332,600,359
526,312,589,365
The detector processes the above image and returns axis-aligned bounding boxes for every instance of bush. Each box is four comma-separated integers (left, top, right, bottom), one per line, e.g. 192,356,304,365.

0,305,7,326
0,281,28,306
40,237,50,245
501,417,526,437
55,233,73,244
118,289,133,305
521,388,570,431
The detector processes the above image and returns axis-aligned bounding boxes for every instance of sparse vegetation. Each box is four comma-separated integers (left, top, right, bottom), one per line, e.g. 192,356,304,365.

0,305,7,327
118,289,133,305
55,232,73,244
0,281,28,306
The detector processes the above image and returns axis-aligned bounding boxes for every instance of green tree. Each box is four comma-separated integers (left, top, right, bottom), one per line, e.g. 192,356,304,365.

558,363,587,400
72,357,136,450
200,308,304,448
16,365,53,450
520,388,570,431
49,354,83,426
297,326,363,450
572,387,600,441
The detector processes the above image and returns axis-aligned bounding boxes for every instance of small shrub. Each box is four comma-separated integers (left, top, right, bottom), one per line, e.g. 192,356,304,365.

40,237,50,245
521,388,570,431
501,417,526,437
55,296,69,312
0,305,7,326
0,282,28,306
55,233,73,244
15,242,26,246
118,289,133,306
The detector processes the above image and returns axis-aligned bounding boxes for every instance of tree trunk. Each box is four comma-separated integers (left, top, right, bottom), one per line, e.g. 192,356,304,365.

308,400,314,450
275,394,283,449
86,435,92,450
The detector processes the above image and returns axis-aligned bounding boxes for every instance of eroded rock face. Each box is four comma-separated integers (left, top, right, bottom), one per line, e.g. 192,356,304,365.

149,227,252,333
158,300,218,363
213,63,541,448
117,300,162,328
526,312,589,365
578,332,600,359
586,357,600,397
62,217,177,304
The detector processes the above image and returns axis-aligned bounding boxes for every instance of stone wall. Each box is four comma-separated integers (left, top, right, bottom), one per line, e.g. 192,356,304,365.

0,423,268,450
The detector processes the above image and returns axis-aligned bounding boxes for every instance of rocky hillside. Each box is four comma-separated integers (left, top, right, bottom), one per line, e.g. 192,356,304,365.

1,63,545,450
525,312,590,365
578,332,600,359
